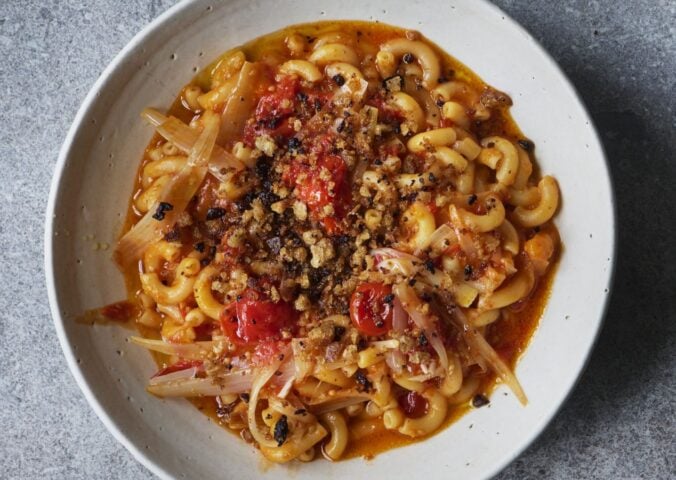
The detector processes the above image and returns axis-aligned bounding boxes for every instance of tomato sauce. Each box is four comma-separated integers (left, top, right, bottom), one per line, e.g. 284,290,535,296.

118,20,561,462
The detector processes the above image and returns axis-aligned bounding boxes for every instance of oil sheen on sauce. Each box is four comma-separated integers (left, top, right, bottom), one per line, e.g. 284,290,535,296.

119,20,560,461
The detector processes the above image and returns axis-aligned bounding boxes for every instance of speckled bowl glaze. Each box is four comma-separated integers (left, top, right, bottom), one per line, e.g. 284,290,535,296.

45,0,615,478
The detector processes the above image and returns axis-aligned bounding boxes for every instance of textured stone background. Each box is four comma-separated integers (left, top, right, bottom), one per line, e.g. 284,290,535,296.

0,0,673,478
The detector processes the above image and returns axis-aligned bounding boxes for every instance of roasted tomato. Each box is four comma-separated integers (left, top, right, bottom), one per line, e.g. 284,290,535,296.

398,391,429,418
349,283,394,336
285,147,351,235
220,289,297,344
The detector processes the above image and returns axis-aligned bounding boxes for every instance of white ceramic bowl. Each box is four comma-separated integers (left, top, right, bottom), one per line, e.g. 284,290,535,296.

45,0,615,478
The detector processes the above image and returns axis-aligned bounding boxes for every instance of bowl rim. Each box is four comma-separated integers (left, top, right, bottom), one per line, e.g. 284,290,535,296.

44,1,617,478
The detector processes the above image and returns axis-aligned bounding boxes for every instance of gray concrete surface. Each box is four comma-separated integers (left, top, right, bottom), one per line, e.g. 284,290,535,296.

0,0,674,478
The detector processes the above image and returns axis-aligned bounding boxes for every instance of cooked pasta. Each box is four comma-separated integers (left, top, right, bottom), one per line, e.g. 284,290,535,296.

106,21,561,464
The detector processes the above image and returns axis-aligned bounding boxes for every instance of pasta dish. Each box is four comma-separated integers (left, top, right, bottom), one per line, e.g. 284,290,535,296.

108,21,560,463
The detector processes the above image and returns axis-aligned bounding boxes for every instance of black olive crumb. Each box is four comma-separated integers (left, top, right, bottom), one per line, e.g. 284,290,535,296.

333,74,345,86
355,370,373,392
468,194,478,205
274,415,289,446
205,207,226,220
472,394,490,408
517,139,534,152
152,202,173,221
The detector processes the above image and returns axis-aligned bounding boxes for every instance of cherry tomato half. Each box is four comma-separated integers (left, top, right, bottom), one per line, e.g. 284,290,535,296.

220,289,297,345
398,391,429,419
349,283,394,336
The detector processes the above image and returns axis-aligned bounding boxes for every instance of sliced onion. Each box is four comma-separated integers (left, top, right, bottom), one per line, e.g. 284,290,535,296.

384,350,405,375
147,371,253,397
392,296,408,333
310,395,371,415
149,366,198,386
114,114,219,268
371,247,421,264
247,358,286,448
130,337,214,360
141,108,244,177
377,258,420,276
273,359,296,398
393,283,449,370
417,224,457,254
291,338,314,381
438,304,527,405
218,62,264,145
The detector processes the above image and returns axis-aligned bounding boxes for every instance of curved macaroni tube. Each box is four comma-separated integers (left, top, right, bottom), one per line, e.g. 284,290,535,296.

184,308,207,327
398,390,448,437
182,85,202,112
313,367,352,387
456,161,475,194
407,127,457,153
380,39,440,89
143,241,181,273
260,422,328,463
513,146,533,189
430,81,468,102
285,33,307,56
142,155,187,187
498,219,520,254
480,137,519,186
308,43,359,66
392,373,425,392
401,202,436,251
432,146,468,172
478,264,535,310
375,50,397,78
439,352,463,396
320,412,348,461
279,60,323,82
449,195,505,233
389,92,425,133
441,101,470,128
326,62,367,100
452,137,482,161
508,186,540,207
383,407,405,430
448,374,481,404
464,308,501,327
431,81,490,120
193,265,226,320
313,31,354,49
135,175,170,213
141,257,200,305
512,176,559,227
